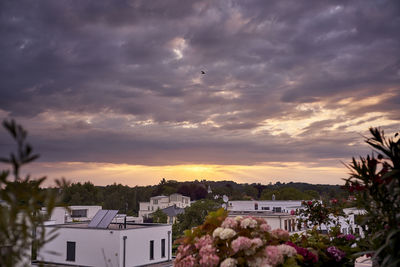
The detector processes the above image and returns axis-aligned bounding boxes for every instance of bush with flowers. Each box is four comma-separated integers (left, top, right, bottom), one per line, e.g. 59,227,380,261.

289,227,359,267
174,208,324,267
291,197,361,266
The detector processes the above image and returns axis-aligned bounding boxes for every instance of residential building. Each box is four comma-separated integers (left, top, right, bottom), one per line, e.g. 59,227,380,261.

228,200,303,214
228,200,365,236
228,210,300,233
139,194,190,219
43,205,102,224
35,212,172,267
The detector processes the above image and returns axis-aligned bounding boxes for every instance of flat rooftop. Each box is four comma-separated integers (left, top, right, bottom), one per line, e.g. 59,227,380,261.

45,222,169,230
228,210,294,217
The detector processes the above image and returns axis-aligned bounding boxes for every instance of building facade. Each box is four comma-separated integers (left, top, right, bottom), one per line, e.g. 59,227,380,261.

36,222,172,267
139,194,190,219
228,200,303,214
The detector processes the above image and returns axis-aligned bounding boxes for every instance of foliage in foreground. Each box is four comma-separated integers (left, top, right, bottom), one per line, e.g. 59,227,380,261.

0,120,63,266
344,128,400,266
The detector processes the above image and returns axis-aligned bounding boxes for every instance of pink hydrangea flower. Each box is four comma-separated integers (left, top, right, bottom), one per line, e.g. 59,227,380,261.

199,248,219,266
271,228,289,240
248,257,271,267
175,255,196,267
260,223,271,232
231,236,253,253
251,238,263,248
195,235,213,249
264,246,284,266
222,217,238,228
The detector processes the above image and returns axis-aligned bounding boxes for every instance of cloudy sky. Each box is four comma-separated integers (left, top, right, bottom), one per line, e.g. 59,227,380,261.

1,0,399,186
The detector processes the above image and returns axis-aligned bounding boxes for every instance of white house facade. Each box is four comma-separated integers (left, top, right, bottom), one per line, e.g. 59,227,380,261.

36,222,172,267
139,194,190,219
228,200,303,214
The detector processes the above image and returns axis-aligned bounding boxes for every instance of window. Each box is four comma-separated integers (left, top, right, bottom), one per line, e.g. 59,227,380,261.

153,199,158,204
284,220,288,230
272,207,281,212
71,209,87,218
66,242,76,262
161,239,166,258
150,240,154,260
288,220,292,232
292,219,296,232
261,207,270,210
355,227,360,234
254,203,258,210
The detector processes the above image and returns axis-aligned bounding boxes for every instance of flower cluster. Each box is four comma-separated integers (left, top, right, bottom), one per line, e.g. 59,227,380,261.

327,246,346,262
174,208,321,267
286,241,318,263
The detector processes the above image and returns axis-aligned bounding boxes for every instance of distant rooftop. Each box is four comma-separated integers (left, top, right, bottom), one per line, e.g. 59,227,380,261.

228,210,294,217
44,222,169,230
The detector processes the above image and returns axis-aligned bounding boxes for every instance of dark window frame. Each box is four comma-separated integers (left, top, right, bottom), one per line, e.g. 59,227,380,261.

66,241,76,262
161,239,166,258
150,240,154,260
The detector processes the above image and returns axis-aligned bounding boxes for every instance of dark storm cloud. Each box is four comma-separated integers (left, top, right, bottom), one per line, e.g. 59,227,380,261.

0,0,399,165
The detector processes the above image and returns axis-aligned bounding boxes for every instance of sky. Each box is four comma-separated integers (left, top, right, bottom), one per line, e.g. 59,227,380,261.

1,0,399,186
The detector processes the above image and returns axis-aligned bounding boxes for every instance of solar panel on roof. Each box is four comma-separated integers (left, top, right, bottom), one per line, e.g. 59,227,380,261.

88,210,118,228
97,210,118,229
88,210,108,228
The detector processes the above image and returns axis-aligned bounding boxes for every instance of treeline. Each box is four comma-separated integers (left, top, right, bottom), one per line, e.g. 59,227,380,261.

58,179,349,216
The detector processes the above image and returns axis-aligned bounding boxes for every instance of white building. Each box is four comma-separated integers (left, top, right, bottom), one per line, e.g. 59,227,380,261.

43,205,102,224
139,194,190,219
228,210,300,233
228,200,303,214
36,222,172,267
228,200,364,236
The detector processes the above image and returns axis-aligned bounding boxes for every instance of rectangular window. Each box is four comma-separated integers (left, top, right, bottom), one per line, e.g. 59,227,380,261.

254,203,258,210
273,207,282,212
284,220,288,230
150,240,154,260
161,239,166,258
71,209,87,218
261,207,270,210
66,242,76,262
153,199,158,204
288,220,292,232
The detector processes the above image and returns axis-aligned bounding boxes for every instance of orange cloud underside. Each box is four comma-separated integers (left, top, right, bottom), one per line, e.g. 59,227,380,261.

18,161,348,187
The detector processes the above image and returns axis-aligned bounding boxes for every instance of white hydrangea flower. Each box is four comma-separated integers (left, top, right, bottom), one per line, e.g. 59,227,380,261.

219,228,236,240
220,258,238,267
277,244,297,257
212,227,224,238
240,218,257,228
234,216,243,222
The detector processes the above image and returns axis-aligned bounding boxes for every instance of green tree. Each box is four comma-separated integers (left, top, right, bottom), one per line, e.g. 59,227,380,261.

0,120,64,266
152,208,168,223
173,199,220,240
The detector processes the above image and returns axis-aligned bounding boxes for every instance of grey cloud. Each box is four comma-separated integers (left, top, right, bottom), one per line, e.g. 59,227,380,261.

0,0,399,166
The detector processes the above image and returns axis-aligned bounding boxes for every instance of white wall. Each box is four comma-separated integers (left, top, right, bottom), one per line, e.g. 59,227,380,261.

122,225,172,267
38,224,172,267
228,200,303,213
39,226,120,267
